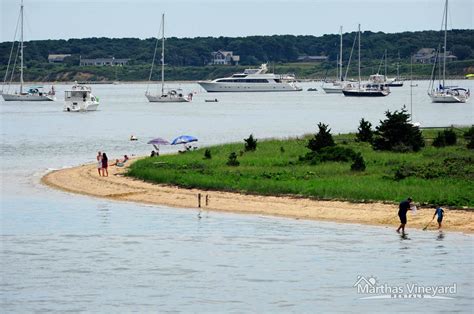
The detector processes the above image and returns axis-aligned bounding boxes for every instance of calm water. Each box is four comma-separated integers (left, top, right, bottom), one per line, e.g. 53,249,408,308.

1,81,473,312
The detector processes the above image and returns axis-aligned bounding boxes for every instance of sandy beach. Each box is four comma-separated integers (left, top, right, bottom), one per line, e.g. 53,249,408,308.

41,160,474,233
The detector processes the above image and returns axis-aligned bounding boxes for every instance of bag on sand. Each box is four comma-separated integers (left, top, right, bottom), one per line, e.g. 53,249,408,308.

410,205,417,215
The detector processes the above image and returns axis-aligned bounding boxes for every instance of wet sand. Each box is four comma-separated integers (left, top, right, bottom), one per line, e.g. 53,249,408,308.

41,161,474,233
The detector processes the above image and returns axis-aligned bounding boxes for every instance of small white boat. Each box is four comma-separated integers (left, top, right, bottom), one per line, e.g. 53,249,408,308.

322,26,345,94
1,1,55,102
145,14,191,103
63,83,99,112
427,0,470,103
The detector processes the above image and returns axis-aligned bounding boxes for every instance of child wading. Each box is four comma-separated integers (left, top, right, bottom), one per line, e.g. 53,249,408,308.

433,206,444,229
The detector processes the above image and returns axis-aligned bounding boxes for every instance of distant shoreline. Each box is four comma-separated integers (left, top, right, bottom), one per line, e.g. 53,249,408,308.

41,160,474,234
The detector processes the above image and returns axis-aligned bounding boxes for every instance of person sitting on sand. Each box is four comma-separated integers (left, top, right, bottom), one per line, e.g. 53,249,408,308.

130,135,138,141
433,205,444,230
396,197,412,234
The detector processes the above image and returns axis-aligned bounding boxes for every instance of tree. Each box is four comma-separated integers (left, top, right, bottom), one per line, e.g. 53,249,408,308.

307,123,335,152
244,134,258,151
372,107,425,152
451,45,472,60
356,118,373,143
226,152,240,166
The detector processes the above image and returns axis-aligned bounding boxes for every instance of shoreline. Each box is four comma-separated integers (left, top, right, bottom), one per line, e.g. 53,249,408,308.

41,160,474,234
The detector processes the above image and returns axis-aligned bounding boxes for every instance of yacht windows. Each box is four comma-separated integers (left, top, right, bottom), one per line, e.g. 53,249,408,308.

216,79,269,83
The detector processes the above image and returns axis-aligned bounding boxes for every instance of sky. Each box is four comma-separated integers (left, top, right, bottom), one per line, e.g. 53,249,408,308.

1,0,473,42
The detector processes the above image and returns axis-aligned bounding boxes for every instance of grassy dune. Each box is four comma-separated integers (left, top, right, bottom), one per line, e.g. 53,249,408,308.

127,130,473,207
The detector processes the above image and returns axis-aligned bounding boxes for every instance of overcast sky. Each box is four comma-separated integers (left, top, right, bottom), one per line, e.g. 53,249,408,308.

1,0,472,42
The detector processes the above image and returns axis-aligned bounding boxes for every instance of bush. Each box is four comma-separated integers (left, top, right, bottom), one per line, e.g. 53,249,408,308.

226,152,240,166
372,107,425,152
244,134,258,151
204,149,212,159
307,122,335,152
356,118,373,143
433,129,457,148
464,127,474,149
351,153,366,171
432,132,447,147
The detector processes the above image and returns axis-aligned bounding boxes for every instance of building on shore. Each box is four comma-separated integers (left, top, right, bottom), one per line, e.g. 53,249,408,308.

210,50,240,65
297,55,329,62
48,54,72,63
413,48,457,64
79,57,130,66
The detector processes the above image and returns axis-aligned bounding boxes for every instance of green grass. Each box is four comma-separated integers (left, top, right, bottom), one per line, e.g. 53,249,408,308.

127,129,474,208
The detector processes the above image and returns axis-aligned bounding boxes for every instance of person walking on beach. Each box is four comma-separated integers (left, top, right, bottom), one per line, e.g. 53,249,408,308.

97,151,102,176
433,205,444,230
101,152,109,177
396,197,412,234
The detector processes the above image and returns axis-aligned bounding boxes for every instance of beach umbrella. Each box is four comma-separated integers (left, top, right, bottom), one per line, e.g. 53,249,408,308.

171,135,198,145
147,138,170,145
147,137,170,152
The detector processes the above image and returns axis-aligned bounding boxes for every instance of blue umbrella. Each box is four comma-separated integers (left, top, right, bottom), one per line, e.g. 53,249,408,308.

171,135,198,145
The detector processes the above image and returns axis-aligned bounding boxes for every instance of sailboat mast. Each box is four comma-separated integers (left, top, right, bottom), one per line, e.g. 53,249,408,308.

384,49,387,78
339,26,343,81
442,0,447,88
358,24,361,90
20,0,24,93
161,13,165,96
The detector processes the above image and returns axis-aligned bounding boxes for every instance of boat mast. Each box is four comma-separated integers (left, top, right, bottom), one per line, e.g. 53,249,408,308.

442,0,447,89
358,24,361,91
161,13,165,96
384,49,387,79
410,55,413,120
339,26,343,81
20,0,24,93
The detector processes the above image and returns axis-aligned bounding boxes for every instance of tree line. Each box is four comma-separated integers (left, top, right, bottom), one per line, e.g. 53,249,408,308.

1,29,473,67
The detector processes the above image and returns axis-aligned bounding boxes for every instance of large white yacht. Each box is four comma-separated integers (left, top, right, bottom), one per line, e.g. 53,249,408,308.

198,64,302,92
63,83,99,112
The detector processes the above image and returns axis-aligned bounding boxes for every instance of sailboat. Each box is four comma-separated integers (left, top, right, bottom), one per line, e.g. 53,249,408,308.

1,0,55,102
322,26,345,94
145,13,191,103
387,52,404,87
342,24,390,97
428,0,470,103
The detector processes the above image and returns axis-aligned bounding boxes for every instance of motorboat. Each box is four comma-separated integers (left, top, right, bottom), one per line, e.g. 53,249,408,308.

63,83,99,112
1,1,55,102
145,14,191,103
198,64,302,92
427,0,470,103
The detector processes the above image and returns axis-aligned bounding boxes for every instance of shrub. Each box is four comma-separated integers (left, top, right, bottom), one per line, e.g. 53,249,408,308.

465,127,474,149
372,107,425,152
204,149,212,159
433,129,457,148
226,152,240,166
307,122,335,152
356,118,373,143
433,132,447,147
351,153,366,171
244,134,257,151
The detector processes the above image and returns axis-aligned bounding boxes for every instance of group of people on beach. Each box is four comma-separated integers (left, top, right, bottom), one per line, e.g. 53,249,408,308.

96,151,129,176
396,197,444,234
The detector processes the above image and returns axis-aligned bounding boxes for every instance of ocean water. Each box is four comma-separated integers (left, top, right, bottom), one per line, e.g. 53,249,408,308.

1,81,473,312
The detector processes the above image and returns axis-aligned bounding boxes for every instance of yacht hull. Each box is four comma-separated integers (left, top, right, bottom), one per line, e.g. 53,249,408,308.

146,94,190,102
1,93,55,101
342,90,389,97
198,82,302,92
429,93,467,103
64,102,99,112
322,86,343,94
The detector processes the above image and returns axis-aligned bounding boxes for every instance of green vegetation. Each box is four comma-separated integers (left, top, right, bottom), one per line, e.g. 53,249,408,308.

127,128,474,207
1,30,473,81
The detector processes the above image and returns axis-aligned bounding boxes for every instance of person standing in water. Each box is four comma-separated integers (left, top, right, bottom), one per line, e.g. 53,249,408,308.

433,206,444,230
96,151,102,176
396,197,413,234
